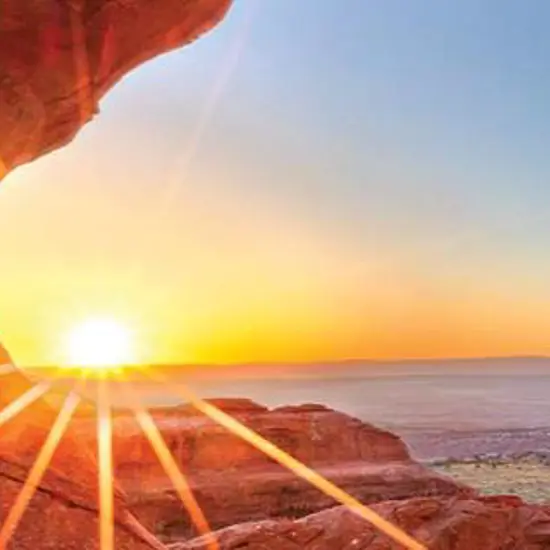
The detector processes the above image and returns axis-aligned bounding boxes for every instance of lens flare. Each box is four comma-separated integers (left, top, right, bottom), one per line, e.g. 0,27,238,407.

65,318,135,369
0,381,51,428
97,379,115,550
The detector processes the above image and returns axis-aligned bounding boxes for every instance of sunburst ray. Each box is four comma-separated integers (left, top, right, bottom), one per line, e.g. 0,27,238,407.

97,377,115,550
0,383,84,547
0,381,51,428
140,369,426,550
0,364,72,429
119,378,218,550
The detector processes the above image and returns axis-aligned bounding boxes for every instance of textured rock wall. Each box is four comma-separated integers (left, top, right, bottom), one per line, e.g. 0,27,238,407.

0,0,233,179
74,401,471,541
0,456,159,549
173,496,550,550
109,402,412,475
0,367,166,548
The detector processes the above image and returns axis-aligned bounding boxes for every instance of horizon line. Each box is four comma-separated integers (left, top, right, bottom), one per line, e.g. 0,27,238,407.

20,354,550,370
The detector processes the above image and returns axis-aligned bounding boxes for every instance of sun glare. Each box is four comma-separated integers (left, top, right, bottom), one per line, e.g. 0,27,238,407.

66,318,135,369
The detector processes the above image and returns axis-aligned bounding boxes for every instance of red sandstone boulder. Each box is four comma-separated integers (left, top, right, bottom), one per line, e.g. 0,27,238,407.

69,399,471,541
0,0,233,179
109,399,412,474
171,496,550,550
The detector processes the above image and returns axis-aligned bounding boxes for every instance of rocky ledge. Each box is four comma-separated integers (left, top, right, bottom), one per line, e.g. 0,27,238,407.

171,495,550,550
0,0,233,179
82,400,472,541
0,350,547,549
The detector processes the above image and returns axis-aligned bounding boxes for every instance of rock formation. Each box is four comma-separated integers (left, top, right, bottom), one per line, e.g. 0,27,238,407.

112,401,413,473
172,495,550,550
0,365,547,550
71,400,472,541
0,0,233,180
0,361,165,548
1,353,546,550
0,456,159,549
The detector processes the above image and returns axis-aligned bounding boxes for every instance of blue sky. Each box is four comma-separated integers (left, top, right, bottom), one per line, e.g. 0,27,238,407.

122,0,550,270
2,1,550,363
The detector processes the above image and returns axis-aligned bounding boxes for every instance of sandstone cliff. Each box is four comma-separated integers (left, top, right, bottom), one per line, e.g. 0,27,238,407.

0,0,233,179
72,400,472,542
0,369,545,550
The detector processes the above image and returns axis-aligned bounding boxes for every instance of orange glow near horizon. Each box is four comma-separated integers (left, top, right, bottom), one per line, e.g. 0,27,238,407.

5,163,550,367
3,279,550,366
3,161,550,366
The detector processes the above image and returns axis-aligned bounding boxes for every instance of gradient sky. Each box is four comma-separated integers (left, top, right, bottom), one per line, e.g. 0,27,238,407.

2,0,550,365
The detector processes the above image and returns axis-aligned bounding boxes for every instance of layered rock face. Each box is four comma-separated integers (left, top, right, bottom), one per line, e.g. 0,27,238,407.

111,401,412,472
0,0,233,179
71,400,472,541
173,496,550,550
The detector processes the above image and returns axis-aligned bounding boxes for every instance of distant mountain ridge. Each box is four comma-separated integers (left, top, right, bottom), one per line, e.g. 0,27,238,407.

24,355,550,382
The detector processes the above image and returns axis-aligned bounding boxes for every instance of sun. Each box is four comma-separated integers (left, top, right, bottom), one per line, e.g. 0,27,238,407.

65,318,135,370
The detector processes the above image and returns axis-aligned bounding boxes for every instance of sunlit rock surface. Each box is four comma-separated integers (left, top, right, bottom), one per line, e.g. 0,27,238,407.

0,457,160,549
71,400,473,541
0,351,164,548
172,495,550,550
0,0,233,179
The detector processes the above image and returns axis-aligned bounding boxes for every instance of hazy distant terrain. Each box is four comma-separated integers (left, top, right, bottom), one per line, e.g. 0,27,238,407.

29,357,550,461
158,358,550,461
